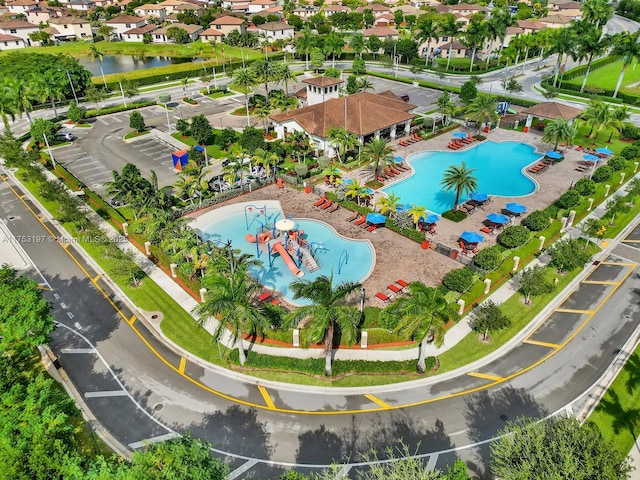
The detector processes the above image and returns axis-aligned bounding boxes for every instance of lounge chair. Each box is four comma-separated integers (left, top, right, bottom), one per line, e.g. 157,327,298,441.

399,140,409,147
326,203,340,213
412,133,423,141
384,168,396,177
390,166,402,175
346,211,359,222
576,165,589,172
313,195,327,207
396,279,409,289
376,175,387,182
388,284,402,294
270,298,281,306
479,226,493,235
257,291,272,302
396,163,409,171
375,292,391,302
360,221,373,229
366,224,377,232
320,200,334,210
467,135,477,142
354,215,367,226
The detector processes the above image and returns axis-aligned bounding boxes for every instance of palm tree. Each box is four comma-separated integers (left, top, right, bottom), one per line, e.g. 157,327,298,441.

286,274,361,376
295,25,314,69
376,192,401,216
416,16,439,66
466,93,499,132
252,148,279,178
439,15,463,70
89,44,108,91
611,31,640,98
575,27,610,93
194,269,268,366
581,0,614,29
518,32,536,76
357,77,374,92
542,117,578,151
548,27,577,87
463,13,487,72
326,126,359,163
607,106,631,142
579,99,607,139
441,161,478,210
484,11,509,67
349,33,365,59
0,79,17,132
323,32,344,67
436,91,455,126
31,71,65,119
232,67,256,127
344,179,370,205
5,78,34,123
407,204,426,230
361,137,393,177
276,63,295,96
251,58,278,97
382,282,454,373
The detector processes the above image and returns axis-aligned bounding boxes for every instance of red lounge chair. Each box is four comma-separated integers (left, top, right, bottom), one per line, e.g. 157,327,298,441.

360,221,372,229
346,211,359,222
375,292,390,302
390,166,401,175
258,292,272,302
376,175,387,182
399,140,409,147
270,298,281,306
326,203,340,213
321,200,333,210
354,215,367,226
467,136,477,142
277,178,284,188
479,227,493,235
313,195,327,207
459,241,470,254
366,224,377,232
388,284,402,294
384,168,396,177
575,145,583,151
412,133,423,141
396,279,409,289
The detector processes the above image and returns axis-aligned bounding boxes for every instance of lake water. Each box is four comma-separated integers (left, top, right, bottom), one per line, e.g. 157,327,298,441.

79,55,196,76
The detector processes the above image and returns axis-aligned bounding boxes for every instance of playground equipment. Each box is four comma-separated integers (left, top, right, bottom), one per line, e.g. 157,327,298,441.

245,230,304,277
497,101,517,116
271,242,303,277
172,150,188,171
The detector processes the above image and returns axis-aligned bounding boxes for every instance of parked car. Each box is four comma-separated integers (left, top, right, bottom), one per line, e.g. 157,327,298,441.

56,132,75,142
400,94,410,102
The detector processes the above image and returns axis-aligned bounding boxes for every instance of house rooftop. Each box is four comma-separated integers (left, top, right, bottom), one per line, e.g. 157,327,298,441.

302,76,344,87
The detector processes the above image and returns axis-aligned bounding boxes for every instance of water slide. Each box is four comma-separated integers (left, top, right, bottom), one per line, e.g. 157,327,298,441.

271,242,304,277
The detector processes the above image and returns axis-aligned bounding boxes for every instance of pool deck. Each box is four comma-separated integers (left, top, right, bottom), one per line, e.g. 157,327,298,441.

190,127,594,307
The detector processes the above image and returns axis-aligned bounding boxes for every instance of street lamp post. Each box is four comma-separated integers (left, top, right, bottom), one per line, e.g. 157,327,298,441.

64,69,79,106
42,133,55,169
119,81,127,108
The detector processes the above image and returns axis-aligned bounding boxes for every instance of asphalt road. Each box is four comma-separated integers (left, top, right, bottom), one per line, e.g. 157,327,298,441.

2,166,639,478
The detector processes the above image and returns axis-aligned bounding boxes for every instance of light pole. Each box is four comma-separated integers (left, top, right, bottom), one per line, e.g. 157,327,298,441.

119,81,127,108
63,69,79,106
42,133,55,169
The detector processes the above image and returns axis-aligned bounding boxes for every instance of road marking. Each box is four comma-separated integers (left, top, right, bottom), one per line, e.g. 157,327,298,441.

61,348,95,354
67,312,74,319
467,372,504,382
364,394,392,410
427,453,439,471
582,280,620,285
228,459,258,480
555,308,594,314
92,274,101,282
128,315,136,325
179,356,187,373
600,261,636,266
623,239,640,243
60,302,68,309
53,293,60,300
565,404,574,416
128,432,180,449
257,385,276,409
74,322,82,330
97,118,109,125
84,390,128,398
523,339,561,349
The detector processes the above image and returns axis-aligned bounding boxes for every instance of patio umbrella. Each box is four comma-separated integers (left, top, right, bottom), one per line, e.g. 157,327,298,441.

487,213,509,225
596,147,613,155
469,192,488,202
545,151,563,159
424,213,440,224
276,219,297,231
365,187,374,194
453,132,467,139
341,178,354,185
583,154,600,163
394,155,404,163
505,202,526,214
366,212,387,224
460,231,484,244
395,203,412,212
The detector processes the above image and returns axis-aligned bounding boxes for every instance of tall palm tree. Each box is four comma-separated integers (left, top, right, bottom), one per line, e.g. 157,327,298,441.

344,179,370,205
326,126,359,163
581,0,614,29
607,106,631,142
436,91,455,126
466,93,499,132
611,31,640,98
89,43,108,91
0,79,17,132
5,78,34,123
381,282,454,373
416,15,439,66
286,274,361,376
323,32,344,67
252,148,279,178
407,204,427,230
463,13,487,72
484,10,509,67
194,269,268,366
31,71,65,119
295,25,314,69
276,63,295,96
518,32,536,76
439,15,464,70
574,27,610,93
548,27,577,87
349,33,365,58
542,117,578,151
579,99,608,139
376,191,401,216
361,137,393,177
251,58,278,97
232,67,256,127
441,161,478,210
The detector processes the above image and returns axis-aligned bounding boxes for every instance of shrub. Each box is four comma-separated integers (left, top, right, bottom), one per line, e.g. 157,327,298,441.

620,145,639,160
556,190,581,209
67,104,86,123
473,245,503,272
621,124,640,140
522,210,550,232
592,165,613,183
443,267,474,293
294,163,308,177
607,156,627,172
498,225,530,248
129,111,145,132
442,209,467,222
574,178,596,196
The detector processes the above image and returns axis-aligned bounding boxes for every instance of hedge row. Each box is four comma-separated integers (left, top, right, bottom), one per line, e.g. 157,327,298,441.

86,100,157,117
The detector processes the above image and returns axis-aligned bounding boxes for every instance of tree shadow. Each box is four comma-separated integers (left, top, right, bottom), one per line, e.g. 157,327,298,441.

296,424,345,464
594,389,640,443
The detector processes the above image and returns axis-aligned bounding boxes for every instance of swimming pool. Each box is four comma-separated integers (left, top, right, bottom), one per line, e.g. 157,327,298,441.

382,141,541,214
191,202,375,306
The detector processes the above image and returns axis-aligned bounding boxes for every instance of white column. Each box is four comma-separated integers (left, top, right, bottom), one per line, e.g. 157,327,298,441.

483,278,491,294
144,241,151,256
605,184,611,196
360,331,368,348
457,299,465,315
199,288,207,302
587,198,594,211
122,222,129,236
523,114,533,133
170,263,178,278
293,329,300,347
512,256,520,272
539,236,545,251
620,172,625,184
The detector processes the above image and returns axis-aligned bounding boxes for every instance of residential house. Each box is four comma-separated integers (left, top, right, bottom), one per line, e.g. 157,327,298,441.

357,4,391,18
66,0,96,11
48,15,92,39
554,1,582,18
26,6,61,25
134,4,167,20
538,14,573,28
374,14,394,27
106,15,146,39
292,5,318,20
256,21,293,41
323,5,350,17
0,18,38,45
448,3,487,15
363,26,399,41
122,23,158,41
503,26,525,48
207,15,244,36
517,19,546,33
172,3,203,17
157,0,190,15
436,40,467,59
222,0,250,14
247,0,276,14
200,27,224,43
452,13,470,28
152,22,201,42
0,33,25,50
6,0,39,15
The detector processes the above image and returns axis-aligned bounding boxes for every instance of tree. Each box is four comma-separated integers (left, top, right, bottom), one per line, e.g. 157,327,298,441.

361,137,394,177
580,99,608,139
97,24,114,40
349,33,365,58
286,274,361,376
436,91,455,126
89,43,108,91
108,248,144,286
323,32,344,67
251,58,279,97
441,161,478,210
190,114,212,145
5,78,34,123
548,27,577,87
376,191,401,216
383,282,454,372
326,126,359,163
295,25,314,69
491,416,632,479
582,0,614,28
439,14,463,70
30,70,66,119
344,179,370,206
415,15,439,66
0,265,54,357
367,35,382,59
548,238,593,273
462,13,486,72
542,116,577,151
576,26,610,93
85,85,107,110
517,264,554,305
120,78,139,99
472,300,510,341
459,80,478,104
129,111,145,132
232,67,256,127
466,93,499,132
30,118,57,145
239,125,265,154
502,77,522,94
67,104,86,124
166,26,190,44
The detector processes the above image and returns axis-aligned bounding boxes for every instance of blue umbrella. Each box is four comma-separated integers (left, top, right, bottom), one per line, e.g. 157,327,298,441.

341,178,354,185
460,231,484,244
505,202,526,214
425,213,440,224
583,154,600,162
366,212,387,224
596,147,613,155
395,203,412,212
487,213,509,224
453,132,467,139
365,187,374,194
469,192,488,202
545,151,563,159
394,155,404,163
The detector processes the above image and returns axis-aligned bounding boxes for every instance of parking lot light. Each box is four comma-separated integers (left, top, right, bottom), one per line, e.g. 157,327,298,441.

42,133,55,169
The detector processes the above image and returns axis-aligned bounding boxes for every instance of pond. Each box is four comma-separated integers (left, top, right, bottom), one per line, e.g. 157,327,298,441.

79,55,197,76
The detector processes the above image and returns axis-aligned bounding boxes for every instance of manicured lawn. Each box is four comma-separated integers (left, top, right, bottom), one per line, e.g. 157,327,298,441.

566,58,640,94
124,130,150,140
170,132,227,159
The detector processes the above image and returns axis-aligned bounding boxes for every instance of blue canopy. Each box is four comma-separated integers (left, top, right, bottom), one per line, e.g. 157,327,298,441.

341,178,354,185
460,231,484,244
596,147,613,155
364,187,374,194
487,213,509,224
424,213,440,224
453,132,468,138
395,203,412,212
194,145,204,152
545,151,563,159
366,213,387,224
469,192,488,202
505,202,526,214
583,154,600,162
394,155,404,163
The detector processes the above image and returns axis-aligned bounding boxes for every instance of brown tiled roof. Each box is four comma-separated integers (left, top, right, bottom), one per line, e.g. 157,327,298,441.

106,14,143,24
507,26,524,35
201,28,224,35
211,15,245,24
517,19,546,30
49,15,88,25
258,21,292,31
363,26,398,37
0,33,22,41
520,102,583,121
449,2,485,10
439,40,467,50
154,22,201,33
0,18,37,28
270,91,415,137
556,1,581,9
539,14,573,24
302,76,344,87
325,5,349,11
294,88,307,99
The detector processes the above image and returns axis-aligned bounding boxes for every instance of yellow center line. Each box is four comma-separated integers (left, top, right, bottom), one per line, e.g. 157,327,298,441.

555,308,594,314
467,372,504,382
523,339,561,349
582,280,620,285
364,394,392,410
257,385,276,409
128,315,136,325
179,357,187,374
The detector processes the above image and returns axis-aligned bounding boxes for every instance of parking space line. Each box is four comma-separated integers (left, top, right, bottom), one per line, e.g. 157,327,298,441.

61,348,95,354
600,260,637,266
555,308,594,314
84,390,128,398
228,460,258,480
522,339,560,349
467,372,504,382
582,280,620,285
257,385,276,409
364,394,392,410
128,432,180,449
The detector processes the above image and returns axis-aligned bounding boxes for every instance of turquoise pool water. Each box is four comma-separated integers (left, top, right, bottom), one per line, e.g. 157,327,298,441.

382,141,541,214
197,206,374,306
